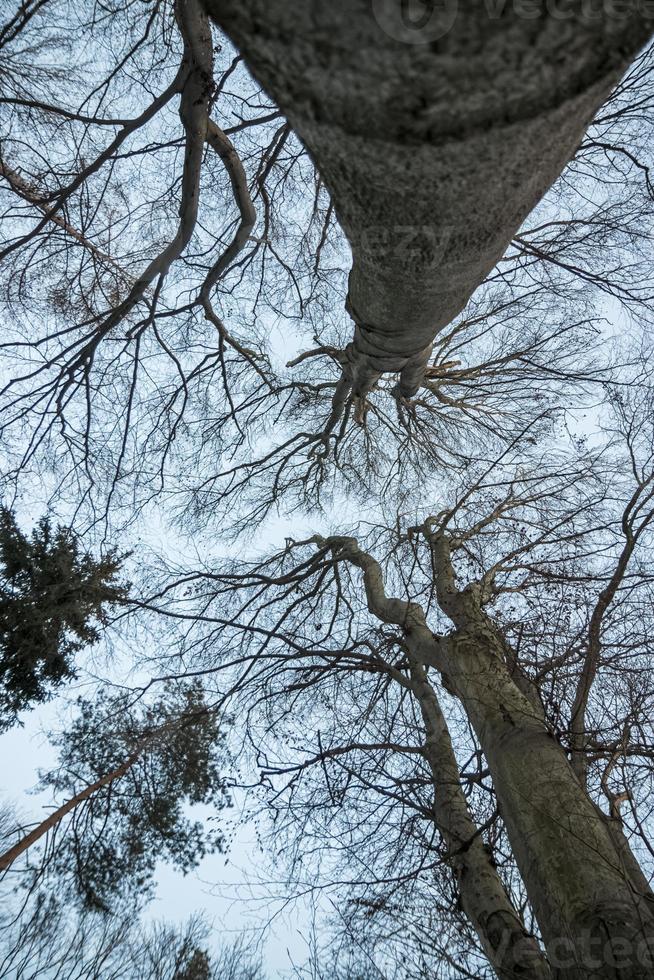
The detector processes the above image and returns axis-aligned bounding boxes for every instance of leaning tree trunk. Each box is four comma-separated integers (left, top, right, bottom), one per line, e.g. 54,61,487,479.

408,658,551,978
204,0,652,399
425,533,654,979
326,533,654,978
0,750,141,872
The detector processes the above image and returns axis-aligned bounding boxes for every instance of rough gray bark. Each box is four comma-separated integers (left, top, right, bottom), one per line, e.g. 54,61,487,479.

203,1,652,400
324,533,654,978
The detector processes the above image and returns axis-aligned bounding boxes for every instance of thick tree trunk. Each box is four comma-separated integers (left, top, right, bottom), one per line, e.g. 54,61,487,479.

426,534,654,979
409,658,551,978
441,627,654,977
326,533,654,978
204,1,652,397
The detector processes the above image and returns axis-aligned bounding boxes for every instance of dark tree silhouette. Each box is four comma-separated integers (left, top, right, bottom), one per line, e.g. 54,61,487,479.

0,507,127,729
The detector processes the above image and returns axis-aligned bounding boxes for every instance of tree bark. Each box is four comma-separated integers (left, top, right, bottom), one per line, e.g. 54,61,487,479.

203,1,652,398
0,751,140,872
424,533,654,979
324,533,654,978
409,658,552,978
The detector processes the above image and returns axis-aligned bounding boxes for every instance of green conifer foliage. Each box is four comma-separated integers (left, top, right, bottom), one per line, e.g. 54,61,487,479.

0,508,128,729
44,682,231,911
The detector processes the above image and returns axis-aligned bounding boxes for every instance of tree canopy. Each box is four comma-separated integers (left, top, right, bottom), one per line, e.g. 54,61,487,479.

3,1,654,977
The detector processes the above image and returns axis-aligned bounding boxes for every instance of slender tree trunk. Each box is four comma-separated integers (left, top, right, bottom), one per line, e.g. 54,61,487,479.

570,512,639,785
0,752,139,872
409,658,552,978
204,1,652,398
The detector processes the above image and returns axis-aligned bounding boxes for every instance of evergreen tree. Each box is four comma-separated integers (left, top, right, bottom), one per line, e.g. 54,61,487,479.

0,508,127,729
38,681,231,911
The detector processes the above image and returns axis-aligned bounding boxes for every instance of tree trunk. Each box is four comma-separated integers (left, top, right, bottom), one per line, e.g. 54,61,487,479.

409,658,551,978
204,1,652,398
326,532,654,977
0,752,139,872
426,534,654,979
